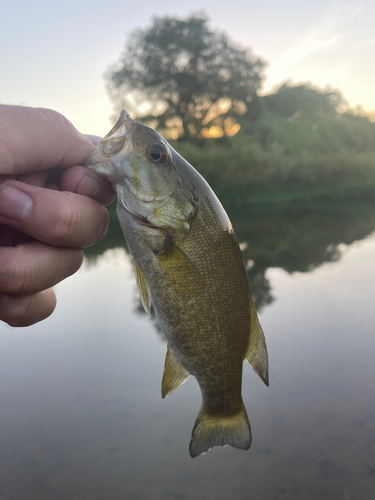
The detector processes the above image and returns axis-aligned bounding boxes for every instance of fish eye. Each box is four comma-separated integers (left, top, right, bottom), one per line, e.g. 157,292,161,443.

147,144,169,165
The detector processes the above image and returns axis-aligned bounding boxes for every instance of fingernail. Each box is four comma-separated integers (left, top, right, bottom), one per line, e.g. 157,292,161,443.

0,186,33,221
75,173,100,197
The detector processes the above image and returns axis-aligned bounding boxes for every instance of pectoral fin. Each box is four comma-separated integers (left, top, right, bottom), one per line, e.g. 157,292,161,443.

165,236,200,275
161,346,190,399
245,296,269,386
134,261,151,316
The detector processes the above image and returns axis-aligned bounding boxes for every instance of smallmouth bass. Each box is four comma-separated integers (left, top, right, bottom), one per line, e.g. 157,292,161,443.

83,110,269,457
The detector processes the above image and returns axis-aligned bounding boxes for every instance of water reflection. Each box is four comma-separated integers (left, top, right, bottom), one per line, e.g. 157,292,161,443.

232,200,375,309
1,199,374,499
86,199,375,312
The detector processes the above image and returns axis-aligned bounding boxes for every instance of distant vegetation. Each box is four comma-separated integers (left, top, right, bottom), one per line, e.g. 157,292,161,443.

171,84,375,204
107,13,375,204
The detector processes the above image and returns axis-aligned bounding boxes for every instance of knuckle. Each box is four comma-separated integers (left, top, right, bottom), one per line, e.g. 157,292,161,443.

83,206,109,247
0,291,56,327
48,194,80,245
43,109,73,137
67,248,84,275
0,250,29,294
7,296,32,327
94,207,110,244
0,294,32,327
41,193,109,248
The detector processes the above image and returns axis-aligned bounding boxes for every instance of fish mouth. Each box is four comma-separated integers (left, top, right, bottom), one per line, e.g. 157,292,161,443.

117,182,173,229
105,109,133,139
81,110,134,170
117,194,164,230
125,180,174,204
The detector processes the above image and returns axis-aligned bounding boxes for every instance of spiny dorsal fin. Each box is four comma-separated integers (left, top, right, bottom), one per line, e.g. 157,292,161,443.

134,261,151,317
161,346,190,399
245,295,269,386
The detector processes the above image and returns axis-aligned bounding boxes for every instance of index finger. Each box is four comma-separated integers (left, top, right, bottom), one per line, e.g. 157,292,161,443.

0,105,95,175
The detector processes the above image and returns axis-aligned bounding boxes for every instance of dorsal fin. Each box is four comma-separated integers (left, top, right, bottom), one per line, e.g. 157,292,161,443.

134,261,151,316
162,346,190,399
244,295,269,386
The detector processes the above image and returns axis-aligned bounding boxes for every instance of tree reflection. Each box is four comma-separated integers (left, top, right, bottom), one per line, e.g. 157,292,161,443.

85,199,375,314
229,199,375,309
247,265,274,312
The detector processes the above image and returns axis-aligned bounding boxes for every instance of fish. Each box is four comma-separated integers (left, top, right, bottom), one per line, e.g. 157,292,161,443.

82,110,269,458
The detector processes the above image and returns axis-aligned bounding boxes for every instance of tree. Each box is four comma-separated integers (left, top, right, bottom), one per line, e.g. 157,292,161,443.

263,83,345,120
107,14,265,139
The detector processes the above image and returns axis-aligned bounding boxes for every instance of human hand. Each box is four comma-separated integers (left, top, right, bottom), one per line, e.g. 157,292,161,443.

0,105,115,327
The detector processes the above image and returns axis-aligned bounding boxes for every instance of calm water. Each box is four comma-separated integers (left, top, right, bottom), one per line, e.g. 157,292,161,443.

0,202,375,500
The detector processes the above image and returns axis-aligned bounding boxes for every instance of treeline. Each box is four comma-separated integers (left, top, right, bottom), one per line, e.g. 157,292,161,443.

107,13,375,205
171,84,375,204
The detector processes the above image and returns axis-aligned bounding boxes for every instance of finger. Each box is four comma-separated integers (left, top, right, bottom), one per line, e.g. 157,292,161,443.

0,105,95,175
0,180,109,248
45,183,60,190
0,289,57,327
0,224,20,246
60,165,116,206
0,241,83,295
0,224,33,246
83,134,102,146
16,170,50,187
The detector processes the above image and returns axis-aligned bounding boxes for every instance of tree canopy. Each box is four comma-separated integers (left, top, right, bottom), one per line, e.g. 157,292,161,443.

107,14,265,139
263,83,344,119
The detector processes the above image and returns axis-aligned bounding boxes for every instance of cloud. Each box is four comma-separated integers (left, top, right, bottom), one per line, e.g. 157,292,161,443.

261,1,375,110
276,34,341,65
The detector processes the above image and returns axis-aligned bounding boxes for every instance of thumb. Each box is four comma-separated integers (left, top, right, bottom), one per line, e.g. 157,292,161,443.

0,105,95,175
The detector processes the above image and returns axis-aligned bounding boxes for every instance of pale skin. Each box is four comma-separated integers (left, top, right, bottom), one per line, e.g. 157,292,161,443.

0,105,116,327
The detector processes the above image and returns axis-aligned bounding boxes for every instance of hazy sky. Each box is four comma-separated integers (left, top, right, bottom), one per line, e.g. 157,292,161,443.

1,0,374,136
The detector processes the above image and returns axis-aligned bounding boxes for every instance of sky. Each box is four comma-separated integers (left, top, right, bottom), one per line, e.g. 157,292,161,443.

1,0,374,136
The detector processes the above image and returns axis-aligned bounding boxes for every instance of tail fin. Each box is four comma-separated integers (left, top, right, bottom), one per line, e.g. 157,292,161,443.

189,401,251,458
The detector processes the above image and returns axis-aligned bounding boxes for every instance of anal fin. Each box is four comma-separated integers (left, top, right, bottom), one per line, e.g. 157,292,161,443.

245,295,269,386
162,346,190,399
134,261,151,316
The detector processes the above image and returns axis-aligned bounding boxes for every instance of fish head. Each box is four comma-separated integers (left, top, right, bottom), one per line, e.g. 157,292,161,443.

83,110,196,232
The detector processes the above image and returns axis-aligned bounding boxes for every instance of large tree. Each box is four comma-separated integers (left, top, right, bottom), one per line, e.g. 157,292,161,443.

107,14,265,138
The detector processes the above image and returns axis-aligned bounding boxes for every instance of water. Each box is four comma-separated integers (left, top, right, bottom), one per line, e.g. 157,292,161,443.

0,202,375,499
